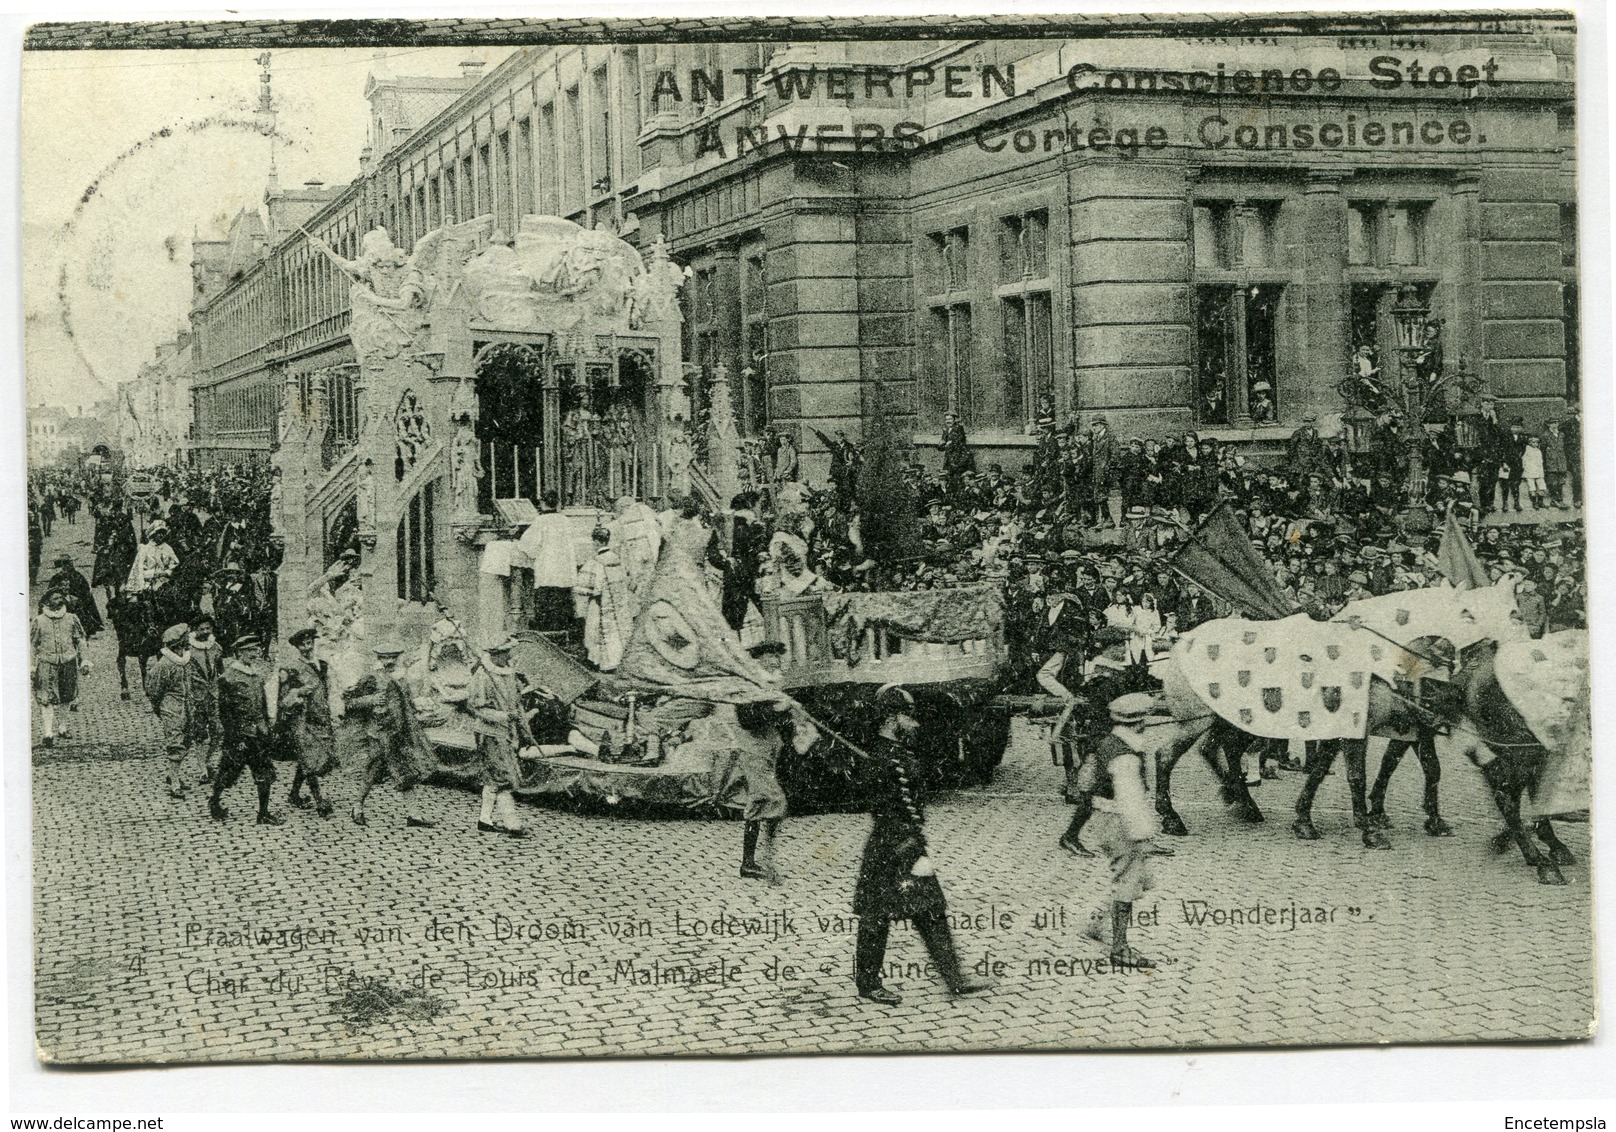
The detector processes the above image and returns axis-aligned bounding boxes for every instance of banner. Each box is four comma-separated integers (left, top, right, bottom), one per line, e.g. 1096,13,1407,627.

1437,509,1490,590
1175,614,1373,741
1169,502,1299,620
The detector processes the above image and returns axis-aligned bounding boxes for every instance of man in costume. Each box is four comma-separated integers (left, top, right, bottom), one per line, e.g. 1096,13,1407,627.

145,622,196,799
736,640,792,882
209,633,283,825
1081,692,1160,969
346,640,435,829
469,634,532,838
280,626,337,817
32,588,88,749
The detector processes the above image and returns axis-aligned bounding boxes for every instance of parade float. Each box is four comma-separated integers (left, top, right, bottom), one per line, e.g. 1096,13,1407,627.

274,213,1011,815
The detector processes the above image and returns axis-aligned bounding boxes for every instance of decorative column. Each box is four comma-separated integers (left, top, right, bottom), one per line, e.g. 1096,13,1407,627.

272,372,318,640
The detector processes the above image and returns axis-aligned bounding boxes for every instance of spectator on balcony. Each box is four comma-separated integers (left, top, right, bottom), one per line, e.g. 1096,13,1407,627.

940,412,972,496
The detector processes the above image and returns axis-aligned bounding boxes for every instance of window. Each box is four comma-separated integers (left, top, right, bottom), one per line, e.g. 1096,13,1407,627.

396,479,439,603
514,118,534,218
538,104,559,214
1195,284,1282,426
940,227,969,290
443,166,458,223
1348,204,1373,265
474,145,490,217
1347,200,1429,268
932,305,973,419
562,86,584,209
741,247,769,434
921,225,976,427
620,49,644,177
495,131,513,234
1193,200,1285,423
591,65,612,195
1560,203,1577,267
1000,293,1049,428
1387,204,1423,266
996,208,1052,424
998,210,1048,281
1194,203,1234,270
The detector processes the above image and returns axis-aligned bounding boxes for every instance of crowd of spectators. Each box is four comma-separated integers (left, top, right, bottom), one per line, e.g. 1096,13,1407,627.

718,407,1586,694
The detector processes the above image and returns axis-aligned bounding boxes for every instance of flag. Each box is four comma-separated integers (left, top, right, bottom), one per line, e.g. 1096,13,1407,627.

614,514,786,705
1169,501,1300,620
1437,509,1489,590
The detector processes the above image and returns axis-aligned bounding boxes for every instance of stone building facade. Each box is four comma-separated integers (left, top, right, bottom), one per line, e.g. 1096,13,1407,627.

189,21,1577,477
173,18,1577,636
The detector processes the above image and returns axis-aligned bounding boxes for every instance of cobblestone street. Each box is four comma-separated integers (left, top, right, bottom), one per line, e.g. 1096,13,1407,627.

30,520,1595,1063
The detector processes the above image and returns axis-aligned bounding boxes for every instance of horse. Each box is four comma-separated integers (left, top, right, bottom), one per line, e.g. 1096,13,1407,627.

1149,582,1528,850
1435,630,1589,885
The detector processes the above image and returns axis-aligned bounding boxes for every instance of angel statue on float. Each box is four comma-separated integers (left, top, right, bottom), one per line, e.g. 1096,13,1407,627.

303,226,426,362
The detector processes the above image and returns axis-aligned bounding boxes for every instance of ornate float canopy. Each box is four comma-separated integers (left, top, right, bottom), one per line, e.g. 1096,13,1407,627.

329,214,687,367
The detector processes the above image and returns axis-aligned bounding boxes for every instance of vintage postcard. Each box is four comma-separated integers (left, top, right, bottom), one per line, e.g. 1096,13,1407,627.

21,12,1593,1063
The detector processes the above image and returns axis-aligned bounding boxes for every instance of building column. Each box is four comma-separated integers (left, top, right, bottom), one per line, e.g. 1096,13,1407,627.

1450,174,1483,380
1227,285,1250,425
712,242,743,402
1300,172,1350,424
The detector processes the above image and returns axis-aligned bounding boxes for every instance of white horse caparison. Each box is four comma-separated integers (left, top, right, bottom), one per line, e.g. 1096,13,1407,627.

1145,580,1528,849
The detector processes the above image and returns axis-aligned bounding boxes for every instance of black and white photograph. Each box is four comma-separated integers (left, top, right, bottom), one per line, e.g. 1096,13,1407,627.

19,10,1596,1064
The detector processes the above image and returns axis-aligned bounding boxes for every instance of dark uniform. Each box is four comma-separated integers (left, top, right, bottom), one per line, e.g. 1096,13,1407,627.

850,695,994,1005
853,733,961,999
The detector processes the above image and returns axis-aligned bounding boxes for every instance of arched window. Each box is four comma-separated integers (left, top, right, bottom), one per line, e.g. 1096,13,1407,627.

397,478,440,603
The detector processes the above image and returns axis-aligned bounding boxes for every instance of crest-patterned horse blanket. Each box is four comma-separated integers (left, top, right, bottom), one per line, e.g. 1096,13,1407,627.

1494,630,1591,819
1173,613,1383,740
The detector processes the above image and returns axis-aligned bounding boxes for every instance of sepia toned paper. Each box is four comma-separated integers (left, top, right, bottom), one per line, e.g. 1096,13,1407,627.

22,12,1594,1063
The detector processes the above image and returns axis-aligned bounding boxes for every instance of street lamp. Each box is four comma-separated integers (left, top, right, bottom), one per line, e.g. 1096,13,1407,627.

1391,284,1434,533
1343,404,1377,455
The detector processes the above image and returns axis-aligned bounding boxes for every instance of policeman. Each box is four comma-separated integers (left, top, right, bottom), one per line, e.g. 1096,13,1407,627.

852,685,994,1006
1081,692,1161,969
208,634,282,825
346,640,435,829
